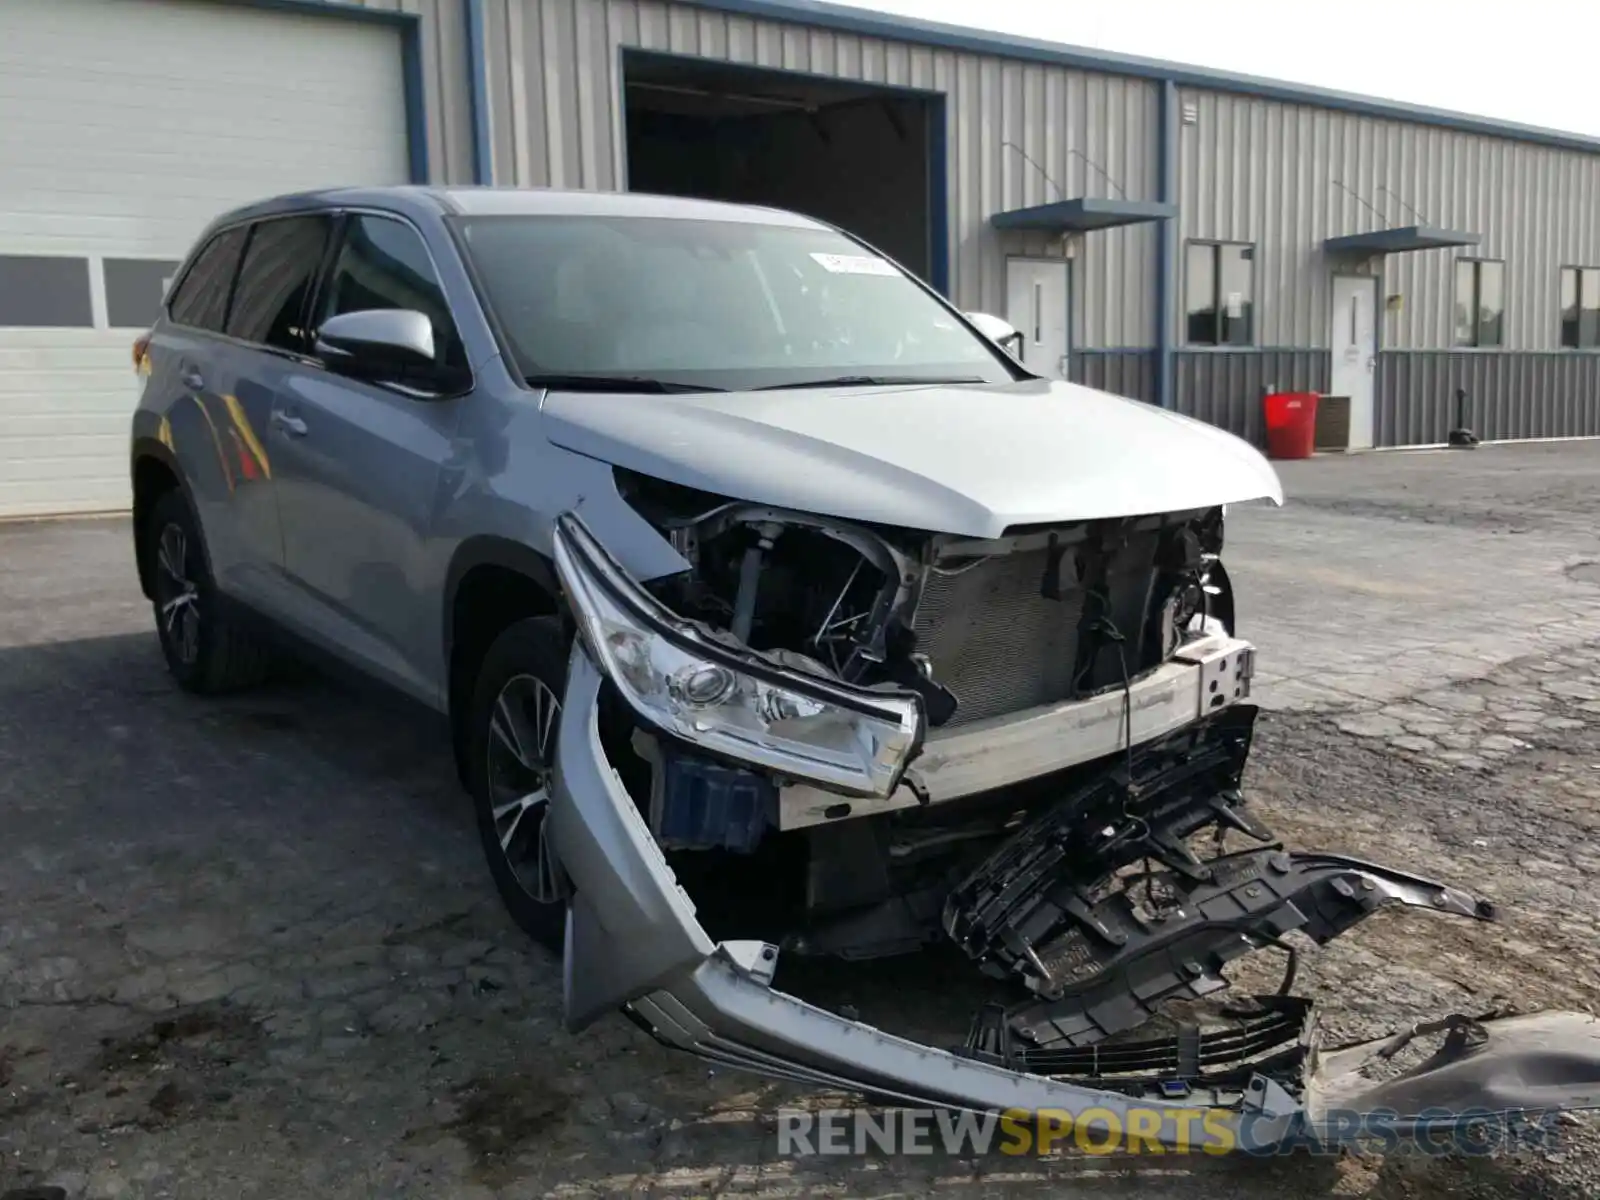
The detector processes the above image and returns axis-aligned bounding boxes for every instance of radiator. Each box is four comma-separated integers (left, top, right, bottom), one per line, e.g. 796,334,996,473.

911,530,1168,728
910,548,1087,727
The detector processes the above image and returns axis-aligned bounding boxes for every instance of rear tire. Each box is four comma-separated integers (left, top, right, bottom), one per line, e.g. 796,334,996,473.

465,616,571,951
144,489,272,694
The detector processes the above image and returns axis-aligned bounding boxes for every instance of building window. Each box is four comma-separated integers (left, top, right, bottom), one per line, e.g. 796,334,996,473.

1453,258,1504,348
1559,266,1600,349
0,256,93,328
104,258,183,329
1185,241,1254,346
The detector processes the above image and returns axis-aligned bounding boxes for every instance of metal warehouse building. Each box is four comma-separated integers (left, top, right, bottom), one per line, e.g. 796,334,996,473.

5,0,1600,518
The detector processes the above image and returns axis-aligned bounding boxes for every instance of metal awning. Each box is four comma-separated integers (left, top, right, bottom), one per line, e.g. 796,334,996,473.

1323,225,1481,255
990,197,1177,233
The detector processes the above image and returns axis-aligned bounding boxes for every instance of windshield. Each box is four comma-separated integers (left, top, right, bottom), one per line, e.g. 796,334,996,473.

454,214,1020,391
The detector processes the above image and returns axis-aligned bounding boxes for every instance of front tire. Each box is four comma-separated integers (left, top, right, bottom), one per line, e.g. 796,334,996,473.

144,489,272,694
466,617,570,951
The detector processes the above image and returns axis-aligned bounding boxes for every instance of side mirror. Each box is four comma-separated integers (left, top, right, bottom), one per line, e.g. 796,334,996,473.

964,311,1025,361
314,309,439,383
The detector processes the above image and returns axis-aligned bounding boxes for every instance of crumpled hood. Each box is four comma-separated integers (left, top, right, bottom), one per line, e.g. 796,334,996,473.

543,377,1283,538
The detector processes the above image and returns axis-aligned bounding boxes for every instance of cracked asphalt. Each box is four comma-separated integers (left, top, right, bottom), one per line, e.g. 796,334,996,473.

4,441,1600,1198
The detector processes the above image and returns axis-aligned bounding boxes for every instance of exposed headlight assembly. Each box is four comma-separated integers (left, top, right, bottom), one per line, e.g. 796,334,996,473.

553,513,925,799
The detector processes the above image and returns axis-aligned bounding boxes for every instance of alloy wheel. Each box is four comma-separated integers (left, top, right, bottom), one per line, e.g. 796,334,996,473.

485,673,563,905
155,522,201,665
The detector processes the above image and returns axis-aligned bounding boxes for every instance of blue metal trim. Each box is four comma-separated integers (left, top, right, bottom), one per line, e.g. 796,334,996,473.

225,0,415,24
617,44,632,191
464,0,492,184
928,96,950,296
1155,80,1178,410
990,197,1175,233
226,0,429,182
1380,347,1542,354
1176,344,1326,354
1325,225,1480,255
683,0,1600,156
400,20,429,183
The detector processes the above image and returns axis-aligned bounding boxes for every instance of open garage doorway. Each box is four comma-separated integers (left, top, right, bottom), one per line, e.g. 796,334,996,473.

621,51,946,291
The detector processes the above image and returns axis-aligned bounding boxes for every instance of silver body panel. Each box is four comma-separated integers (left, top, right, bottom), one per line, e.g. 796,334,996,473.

542,380,1282,540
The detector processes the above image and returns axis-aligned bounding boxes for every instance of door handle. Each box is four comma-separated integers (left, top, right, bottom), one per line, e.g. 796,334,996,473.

181,368,205,391
271,409,308,437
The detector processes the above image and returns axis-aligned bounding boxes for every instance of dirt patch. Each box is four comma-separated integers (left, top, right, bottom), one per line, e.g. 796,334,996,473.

419,1074,573,1185
92,1004,261,1076
73,1003,262,1133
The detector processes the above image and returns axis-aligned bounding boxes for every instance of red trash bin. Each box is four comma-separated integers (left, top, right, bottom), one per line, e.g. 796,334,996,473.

1262,391,1318,460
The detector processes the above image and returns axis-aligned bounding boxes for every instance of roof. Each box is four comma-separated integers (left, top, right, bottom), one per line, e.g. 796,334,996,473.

197,185,832,234
688,0,1600,156
991,198,1178,233
439,187,821,225
1324,225,1483,256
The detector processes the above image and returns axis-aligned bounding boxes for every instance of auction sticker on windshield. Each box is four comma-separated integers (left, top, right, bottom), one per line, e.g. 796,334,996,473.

810,252,901,276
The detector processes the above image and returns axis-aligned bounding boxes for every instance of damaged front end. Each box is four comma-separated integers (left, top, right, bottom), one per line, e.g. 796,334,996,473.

544,503,1600,1150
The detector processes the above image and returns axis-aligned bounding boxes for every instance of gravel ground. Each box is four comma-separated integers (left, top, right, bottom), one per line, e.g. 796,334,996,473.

3,442,1600,1198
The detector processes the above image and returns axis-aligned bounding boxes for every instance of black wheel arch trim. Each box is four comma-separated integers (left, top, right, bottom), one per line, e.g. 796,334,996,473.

130,437,209,602
441,534,565,666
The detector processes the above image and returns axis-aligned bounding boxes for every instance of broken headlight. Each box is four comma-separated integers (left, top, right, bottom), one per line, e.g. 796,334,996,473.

553,513,925,799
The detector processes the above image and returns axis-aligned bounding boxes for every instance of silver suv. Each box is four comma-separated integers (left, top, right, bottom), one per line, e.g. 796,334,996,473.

130,187,1580,1145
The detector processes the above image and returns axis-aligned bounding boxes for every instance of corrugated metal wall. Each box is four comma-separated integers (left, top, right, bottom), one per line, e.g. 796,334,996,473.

475,0,1163,347
1177,87,1600,351
1377,352,1600,445
347,0,478,184
1175,349,1329,446
390,0,1600,444
1070,350,1156,402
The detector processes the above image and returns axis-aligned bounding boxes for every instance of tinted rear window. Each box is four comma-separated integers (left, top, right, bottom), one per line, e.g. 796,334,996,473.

226,215,332,352
168,227,248,333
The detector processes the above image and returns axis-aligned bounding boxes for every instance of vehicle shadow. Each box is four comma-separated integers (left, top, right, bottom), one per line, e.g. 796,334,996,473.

0,627,467,832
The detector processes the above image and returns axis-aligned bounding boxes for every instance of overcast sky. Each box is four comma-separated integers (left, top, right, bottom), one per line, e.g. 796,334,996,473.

849,0,1594,137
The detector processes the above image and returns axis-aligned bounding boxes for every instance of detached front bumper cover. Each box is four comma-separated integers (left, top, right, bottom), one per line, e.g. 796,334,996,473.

543,510,1600,1151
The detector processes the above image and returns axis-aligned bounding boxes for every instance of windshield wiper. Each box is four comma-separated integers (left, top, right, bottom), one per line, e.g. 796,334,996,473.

524,373,725,394
754,375,987,391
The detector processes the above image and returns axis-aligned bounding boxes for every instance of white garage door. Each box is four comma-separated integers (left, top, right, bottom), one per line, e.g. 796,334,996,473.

0,0,411,518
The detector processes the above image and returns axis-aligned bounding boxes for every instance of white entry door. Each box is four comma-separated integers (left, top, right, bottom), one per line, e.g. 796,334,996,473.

1006,259,1069,380
1331,275,1378,449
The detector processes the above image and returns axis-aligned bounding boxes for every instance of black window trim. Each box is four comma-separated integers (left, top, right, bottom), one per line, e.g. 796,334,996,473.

1453,256,1506,350
1184,238,1256,348
225,212,340,357
165,211,328,354
162,205,472,396
306,205,475,398
1557,264,1600,351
